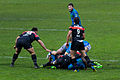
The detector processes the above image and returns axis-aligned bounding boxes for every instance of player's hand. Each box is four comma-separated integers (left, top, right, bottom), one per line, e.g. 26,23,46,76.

46,49,51,52
65,52,68,55
14,45,16,49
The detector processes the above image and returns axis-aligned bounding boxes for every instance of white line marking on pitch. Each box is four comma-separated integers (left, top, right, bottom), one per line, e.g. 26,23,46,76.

0,56,47,60
0,56,119,62
0,27,67,31
0,18,119,22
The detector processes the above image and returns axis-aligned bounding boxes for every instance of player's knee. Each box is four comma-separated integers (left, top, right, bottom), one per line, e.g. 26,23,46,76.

16,49,21,54
31,52,35,55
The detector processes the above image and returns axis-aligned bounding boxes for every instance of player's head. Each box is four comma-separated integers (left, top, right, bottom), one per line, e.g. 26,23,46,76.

51,51,57,55
74,17,79,24
68,3,74,12
31,27,38,33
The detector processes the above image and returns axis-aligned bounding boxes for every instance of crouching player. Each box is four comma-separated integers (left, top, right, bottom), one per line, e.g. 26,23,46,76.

10,27,51,69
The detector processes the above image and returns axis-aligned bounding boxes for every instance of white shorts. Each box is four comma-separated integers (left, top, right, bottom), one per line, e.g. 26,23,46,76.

58,43,67,53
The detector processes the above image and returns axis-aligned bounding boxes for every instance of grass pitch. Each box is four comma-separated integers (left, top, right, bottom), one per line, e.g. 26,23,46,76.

0,0,120,80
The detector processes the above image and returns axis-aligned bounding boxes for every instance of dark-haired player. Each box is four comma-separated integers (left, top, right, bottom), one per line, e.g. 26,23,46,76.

66,17,91,70
68,3,82,26
10,27,51,68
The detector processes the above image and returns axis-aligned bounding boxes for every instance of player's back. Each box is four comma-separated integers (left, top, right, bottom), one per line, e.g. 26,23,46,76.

19,31,39,43
69,24,85,42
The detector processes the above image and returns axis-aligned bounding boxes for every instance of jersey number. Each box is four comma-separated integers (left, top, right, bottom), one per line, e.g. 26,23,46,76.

23,31,32,36
76,29,80,37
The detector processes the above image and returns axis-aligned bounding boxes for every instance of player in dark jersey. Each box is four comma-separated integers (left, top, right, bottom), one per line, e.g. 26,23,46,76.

41,54,71,69
10,27,51,69
66,17,91,70
52,55,71,69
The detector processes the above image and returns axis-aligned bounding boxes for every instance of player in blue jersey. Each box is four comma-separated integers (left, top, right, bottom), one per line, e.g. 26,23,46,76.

10,27,51,69
46,40,91,63
68,3,82,26
41,40,101,70
83,40,91,55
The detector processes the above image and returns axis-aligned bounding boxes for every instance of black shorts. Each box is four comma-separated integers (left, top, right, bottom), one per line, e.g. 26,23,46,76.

71,41,85,51
16,38,32,49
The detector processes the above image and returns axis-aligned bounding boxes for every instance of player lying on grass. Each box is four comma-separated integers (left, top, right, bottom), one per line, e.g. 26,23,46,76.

41,51,102,71
48,40,91,56
10,27,51,69
47,40,92,64
41,52,79,69
41,41,102,71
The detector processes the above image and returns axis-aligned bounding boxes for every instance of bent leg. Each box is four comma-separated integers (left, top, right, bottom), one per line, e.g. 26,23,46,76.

27,47,39,68
70,50,76,59
80,50,88,69
10,48,22,67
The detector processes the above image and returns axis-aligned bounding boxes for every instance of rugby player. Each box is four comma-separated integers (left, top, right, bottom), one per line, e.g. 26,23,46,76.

83,41,91,54
66,17,89,70
41,54,71,69
68,3,82,26
10,27,51,69
53,43,67,55
44,40,101,71
65,41,101,70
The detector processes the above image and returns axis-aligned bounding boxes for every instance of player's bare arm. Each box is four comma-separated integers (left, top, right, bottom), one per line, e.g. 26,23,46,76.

37,40,51,52
66,30,72,46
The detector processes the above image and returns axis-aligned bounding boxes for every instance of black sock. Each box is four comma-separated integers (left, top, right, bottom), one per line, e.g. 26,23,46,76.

31,54,38,66
84,56,90,63
84,56,92,67
11,53,18,64
43,62,51,67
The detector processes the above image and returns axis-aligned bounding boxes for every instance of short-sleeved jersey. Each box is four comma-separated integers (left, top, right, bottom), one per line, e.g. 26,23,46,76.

69,24,85,42
69,8,82,26
83,40,91,51
83,41,90,47
19,31,40,43
66,42,72,54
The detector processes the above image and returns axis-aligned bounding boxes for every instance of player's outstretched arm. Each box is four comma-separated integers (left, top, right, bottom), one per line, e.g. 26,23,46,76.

66,30,72,46
37,40,51,52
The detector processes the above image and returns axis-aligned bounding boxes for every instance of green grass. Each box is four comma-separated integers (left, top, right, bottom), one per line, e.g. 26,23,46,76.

0,0,120,80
